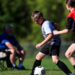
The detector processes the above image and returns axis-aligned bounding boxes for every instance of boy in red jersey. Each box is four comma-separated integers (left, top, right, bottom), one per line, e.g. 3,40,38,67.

54,0,75,69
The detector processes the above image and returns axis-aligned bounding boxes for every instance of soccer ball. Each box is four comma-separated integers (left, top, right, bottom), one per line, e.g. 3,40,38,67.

34,66,46,75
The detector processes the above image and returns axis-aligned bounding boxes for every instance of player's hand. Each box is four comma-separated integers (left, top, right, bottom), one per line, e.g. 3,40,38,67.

36,43,42,49
53,30,59,35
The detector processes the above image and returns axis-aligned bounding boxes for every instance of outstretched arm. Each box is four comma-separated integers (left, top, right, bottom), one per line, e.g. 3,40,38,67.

53,29,69,35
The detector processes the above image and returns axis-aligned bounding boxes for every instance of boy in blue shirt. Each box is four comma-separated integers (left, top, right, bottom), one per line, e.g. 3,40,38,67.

0,24,26,70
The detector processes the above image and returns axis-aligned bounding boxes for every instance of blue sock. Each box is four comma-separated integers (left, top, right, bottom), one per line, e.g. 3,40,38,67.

19,63,23,68
12,64,16,67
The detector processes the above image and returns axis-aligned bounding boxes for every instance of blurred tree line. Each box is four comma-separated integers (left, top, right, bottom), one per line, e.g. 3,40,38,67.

0,0,74,43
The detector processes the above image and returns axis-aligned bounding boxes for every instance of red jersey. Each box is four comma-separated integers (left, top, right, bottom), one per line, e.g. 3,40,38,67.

66,9,75,31
67,9,75,41
67,9,75,20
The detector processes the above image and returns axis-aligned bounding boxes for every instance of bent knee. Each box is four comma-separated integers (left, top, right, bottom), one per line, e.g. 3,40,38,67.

10,49,16,54
36,55,41,60
36,52,46,60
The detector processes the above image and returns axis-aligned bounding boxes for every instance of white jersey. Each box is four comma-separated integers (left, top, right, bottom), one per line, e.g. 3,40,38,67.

41,20,55,38
41,20,61,45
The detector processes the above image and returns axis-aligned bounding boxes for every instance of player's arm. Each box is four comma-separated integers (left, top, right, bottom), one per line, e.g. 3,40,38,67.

40,33,53,45
36,33,53,49
53,17,74,35
2,40,15,49
5,42,15,49
53,29,69,35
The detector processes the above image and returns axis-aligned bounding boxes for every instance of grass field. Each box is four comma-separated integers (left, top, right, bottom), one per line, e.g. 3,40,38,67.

0,57,75,75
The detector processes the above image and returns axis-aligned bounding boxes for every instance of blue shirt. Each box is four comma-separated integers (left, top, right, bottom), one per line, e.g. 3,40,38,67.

0,32,23,50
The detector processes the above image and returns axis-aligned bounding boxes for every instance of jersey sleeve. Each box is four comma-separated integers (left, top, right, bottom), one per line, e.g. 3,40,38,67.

67,12,73,18
66,17,74,30
44,22,53,34
1,39,9,44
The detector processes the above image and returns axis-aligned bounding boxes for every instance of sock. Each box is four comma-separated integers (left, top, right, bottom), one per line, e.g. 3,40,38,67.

57,60,72,75
12,64,16,67
31,60,41,75
19,63,23,68
68,73,74,75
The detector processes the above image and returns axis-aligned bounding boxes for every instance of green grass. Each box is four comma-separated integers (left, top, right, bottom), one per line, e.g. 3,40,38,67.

0,57,74,75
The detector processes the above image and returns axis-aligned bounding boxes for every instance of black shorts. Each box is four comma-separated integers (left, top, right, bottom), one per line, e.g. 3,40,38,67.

40,42,60,56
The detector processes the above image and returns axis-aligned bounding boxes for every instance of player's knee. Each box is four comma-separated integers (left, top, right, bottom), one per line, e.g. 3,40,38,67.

52,59,58,64
36,55,41,60
10,49,16,54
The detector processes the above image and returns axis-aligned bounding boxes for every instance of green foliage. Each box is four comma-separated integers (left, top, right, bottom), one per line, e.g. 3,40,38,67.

0,0,73,42
0,0,31,39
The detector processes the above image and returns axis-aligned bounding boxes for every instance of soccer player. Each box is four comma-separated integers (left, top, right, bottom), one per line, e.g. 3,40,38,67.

0,24,26,70
30,11,74,75
53,0,75,70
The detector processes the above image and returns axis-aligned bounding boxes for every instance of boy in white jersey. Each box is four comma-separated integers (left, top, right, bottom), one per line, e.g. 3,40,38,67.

30,11,74,75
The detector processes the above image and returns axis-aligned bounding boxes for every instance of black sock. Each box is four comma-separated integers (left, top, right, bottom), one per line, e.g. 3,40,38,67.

73,65,75,69
31,60,41,75
57,60,71,75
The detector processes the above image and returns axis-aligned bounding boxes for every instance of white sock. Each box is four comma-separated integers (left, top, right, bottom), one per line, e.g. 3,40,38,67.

12,64,16,67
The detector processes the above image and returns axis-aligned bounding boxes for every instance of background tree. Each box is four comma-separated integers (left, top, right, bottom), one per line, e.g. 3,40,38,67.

0,0,73,43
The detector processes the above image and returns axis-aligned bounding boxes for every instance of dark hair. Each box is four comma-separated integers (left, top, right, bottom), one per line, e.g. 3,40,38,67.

4,24,14,31
66,0,75,8
31,11,43,19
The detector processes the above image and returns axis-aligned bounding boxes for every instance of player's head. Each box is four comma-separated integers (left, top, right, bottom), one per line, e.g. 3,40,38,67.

31,11,44,25
4,24,14,36
66,0,75,11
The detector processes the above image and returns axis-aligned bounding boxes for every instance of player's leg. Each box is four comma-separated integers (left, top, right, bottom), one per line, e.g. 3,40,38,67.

65,43,75,69
6,51,12,68
18,50,25,69
52,56,73,75
30,52,46,75
8,49,19,69
51,45,74,75
30,43,49,75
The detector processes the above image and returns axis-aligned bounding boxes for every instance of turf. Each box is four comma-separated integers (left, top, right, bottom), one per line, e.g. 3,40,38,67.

0,57,74,75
